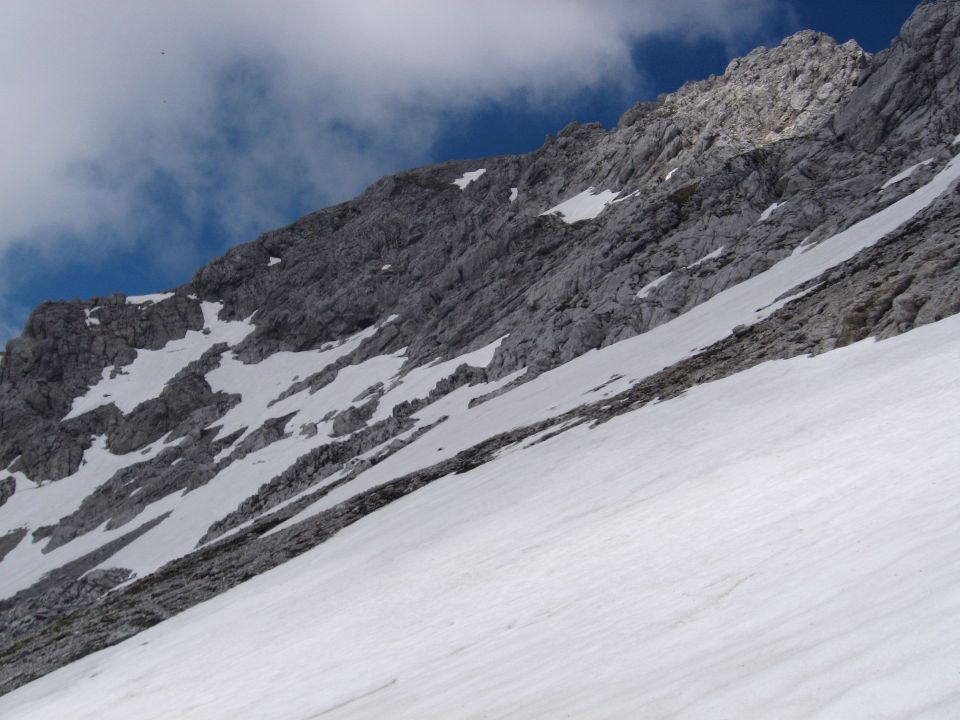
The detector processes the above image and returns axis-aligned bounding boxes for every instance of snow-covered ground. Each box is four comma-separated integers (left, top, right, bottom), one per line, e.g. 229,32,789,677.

4,310,960,719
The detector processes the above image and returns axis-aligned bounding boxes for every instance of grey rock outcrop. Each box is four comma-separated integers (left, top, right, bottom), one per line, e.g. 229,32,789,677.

833,0,960,152
642,31,868,156
0,477,13,508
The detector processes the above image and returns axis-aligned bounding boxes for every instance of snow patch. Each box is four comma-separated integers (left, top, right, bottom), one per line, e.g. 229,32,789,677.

65,303,254,419
368,336,507,425
271,365,523,535
267,257,282,267
453,169,486,190
381,264,392,271
206,323,392,445
102,354,410,579
953,133,960,146
880,158,935,190
541,188,620,224
635,272,673,299
758,201,787,222
686,246,726,269
0,435,181,598
610,189,640,204
84,308,101,327
126,292,174,305
104,335,512,578
664,167,679,182
509,187,518,203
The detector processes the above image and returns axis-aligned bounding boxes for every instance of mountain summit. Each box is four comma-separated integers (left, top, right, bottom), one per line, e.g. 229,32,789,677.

2,2,960,716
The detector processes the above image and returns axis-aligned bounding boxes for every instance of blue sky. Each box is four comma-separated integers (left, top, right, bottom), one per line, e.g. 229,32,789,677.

0,1,921,344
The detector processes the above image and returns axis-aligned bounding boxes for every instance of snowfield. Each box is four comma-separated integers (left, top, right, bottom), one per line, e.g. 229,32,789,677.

3,313,960,719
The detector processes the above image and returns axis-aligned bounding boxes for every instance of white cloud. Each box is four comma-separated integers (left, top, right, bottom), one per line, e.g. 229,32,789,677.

0,0,785,339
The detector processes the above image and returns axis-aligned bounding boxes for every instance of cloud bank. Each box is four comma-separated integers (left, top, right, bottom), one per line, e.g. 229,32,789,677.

0,0,786,340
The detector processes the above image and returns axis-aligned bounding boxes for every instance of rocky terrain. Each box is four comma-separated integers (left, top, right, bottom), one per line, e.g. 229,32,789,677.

1,0,959,701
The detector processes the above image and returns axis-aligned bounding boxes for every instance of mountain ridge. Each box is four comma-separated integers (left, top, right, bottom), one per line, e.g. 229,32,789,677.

1,0,959,702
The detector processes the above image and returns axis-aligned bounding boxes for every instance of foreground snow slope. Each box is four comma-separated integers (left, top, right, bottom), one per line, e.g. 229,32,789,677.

4,313,959,719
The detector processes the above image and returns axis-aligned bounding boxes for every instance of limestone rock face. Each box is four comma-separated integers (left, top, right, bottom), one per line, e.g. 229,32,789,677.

654,30,869,155
2,0,960,694
833,0,960,150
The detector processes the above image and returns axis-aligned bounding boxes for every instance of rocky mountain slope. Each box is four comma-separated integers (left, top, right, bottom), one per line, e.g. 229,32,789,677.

1,0,959,712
